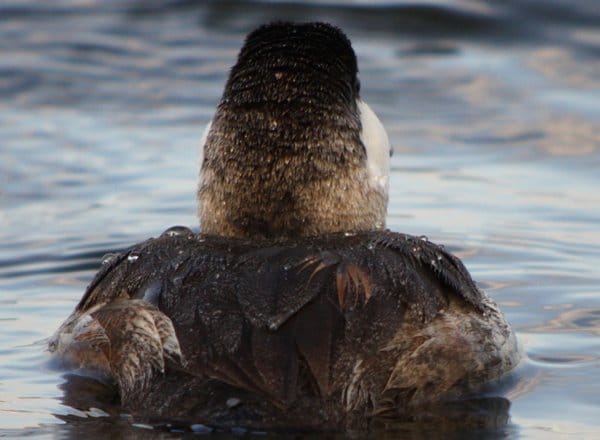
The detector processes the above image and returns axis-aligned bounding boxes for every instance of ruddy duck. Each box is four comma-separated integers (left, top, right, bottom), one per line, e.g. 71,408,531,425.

50,22,519,431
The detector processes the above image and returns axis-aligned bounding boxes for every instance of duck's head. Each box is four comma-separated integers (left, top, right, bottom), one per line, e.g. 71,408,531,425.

198,22,390,239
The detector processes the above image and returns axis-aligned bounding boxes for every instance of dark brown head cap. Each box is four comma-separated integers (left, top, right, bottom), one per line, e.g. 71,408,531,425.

224,22,359,109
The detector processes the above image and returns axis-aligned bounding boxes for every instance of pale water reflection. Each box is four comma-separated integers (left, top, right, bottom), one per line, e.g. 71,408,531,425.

1,0,599,438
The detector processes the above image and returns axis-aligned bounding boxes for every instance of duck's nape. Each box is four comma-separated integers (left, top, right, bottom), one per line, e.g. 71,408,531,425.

197,22,391,239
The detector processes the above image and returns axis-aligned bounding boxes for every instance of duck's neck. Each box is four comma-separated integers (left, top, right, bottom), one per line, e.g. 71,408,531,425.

197,102,388,239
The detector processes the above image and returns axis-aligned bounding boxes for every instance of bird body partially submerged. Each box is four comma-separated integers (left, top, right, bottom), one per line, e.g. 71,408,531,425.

50,22,519,431
51,229,518,429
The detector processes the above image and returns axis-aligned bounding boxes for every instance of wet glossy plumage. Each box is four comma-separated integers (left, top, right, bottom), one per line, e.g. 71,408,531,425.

53,228,517,429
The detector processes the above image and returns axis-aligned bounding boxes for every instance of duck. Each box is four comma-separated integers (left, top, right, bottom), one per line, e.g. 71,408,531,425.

49,22,519,432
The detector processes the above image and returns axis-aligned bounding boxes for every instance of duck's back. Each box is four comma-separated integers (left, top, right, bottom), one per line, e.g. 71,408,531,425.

54,228,518,429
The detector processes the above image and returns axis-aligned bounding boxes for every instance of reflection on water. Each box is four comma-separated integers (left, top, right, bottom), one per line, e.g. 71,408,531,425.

529,47,600,90
531,308,600,337
1,0,599,438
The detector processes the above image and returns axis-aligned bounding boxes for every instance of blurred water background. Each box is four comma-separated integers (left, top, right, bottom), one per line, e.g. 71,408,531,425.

1,0,599,438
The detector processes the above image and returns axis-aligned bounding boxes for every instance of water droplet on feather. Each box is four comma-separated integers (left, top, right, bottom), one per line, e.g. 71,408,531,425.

162,225,192,237
101,253,118,265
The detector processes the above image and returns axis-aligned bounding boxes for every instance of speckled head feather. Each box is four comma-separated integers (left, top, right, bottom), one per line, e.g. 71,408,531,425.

228,22,359,109
198,22,390,239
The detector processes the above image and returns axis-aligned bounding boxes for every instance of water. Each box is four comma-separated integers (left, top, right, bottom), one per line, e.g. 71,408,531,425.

1,0,599,438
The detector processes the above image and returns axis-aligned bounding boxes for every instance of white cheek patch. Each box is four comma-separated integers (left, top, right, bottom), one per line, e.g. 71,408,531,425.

357,100,391,196
198,119,212,178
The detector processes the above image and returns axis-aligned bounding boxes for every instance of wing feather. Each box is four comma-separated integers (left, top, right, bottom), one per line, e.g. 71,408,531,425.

62,230,487,411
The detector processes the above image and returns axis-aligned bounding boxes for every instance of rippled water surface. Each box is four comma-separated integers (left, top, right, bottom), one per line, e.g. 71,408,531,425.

1,0,599,438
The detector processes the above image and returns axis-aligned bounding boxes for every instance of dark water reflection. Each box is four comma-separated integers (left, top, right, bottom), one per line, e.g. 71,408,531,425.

50,373,513,438
1,0,599,438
